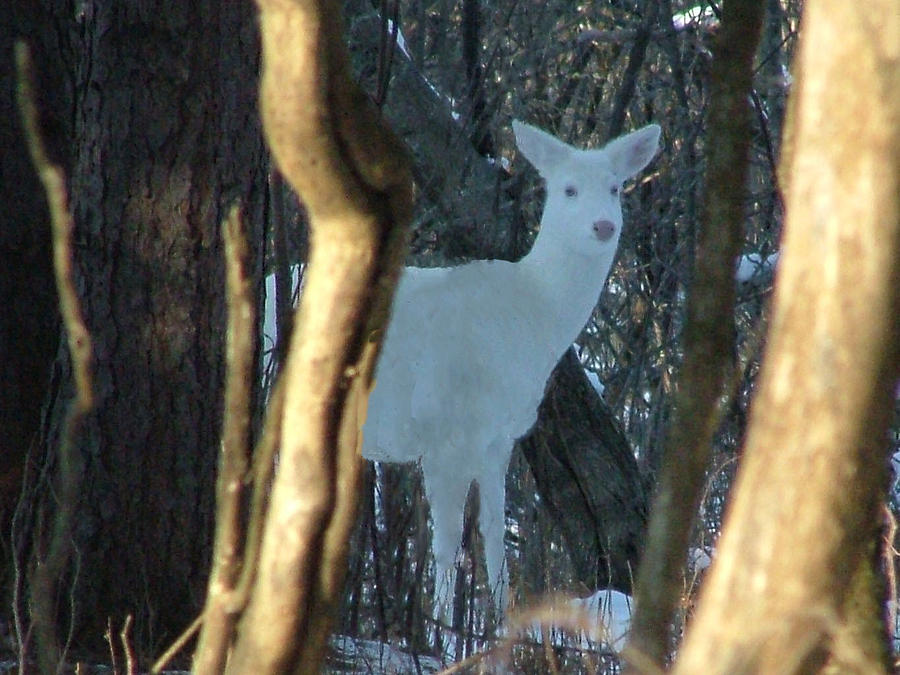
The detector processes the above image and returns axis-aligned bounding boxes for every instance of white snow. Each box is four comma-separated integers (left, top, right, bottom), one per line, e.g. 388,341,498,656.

262,263,302,376
585,369,606,397
523,590,632,653
735,251,779,285
689,546,713,572
671,5,719,31
329,635,442,673
385,19,411,59
362,121,660,603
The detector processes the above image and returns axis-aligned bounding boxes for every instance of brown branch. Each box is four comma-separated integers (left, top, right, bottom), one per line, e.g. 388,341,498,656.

150,615,202,674
225,0,412,672
192,205,255,674
606,1,660,139
673,0,900,670
625,0,765,668
119,615,136,675
16,41,95,674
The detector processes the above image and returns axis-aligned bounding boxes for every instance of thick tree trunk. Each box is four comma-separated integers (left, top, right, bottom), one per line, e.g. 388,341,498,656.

673,0,900,671
224,0,412,672
16,0,266,663
626,1,765,666
518,349,648,595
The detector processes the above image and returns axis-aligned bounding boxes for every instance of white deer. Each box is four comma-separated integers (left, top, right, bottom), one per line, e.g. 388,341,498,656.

362,120,661,605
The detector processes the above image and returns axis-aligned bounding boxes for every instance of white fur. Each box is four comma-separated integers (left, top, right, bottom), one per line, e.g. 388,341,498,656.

362,120,661,602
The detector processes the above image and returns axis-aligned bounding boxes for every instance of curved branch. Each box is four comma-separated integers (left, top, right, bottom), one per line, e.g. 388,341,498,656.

625,0,765,668
225,1,412,673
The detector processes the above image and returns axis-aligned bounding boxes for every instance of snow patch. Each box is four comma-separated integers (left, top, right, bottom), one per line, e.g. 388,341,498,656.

523,590,632,653
735,251,779,285
329,635,442,673
689,546,713,572
263,263,303,376
585,369,606,397
672,5,719,30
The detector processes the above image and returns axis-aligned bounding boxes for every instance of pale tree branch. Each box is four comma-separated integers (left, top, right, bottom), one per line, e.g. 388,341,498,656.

192,206,255,675
224,0,412,672
16,42,95,674
624,0,765,668
673,0,900,671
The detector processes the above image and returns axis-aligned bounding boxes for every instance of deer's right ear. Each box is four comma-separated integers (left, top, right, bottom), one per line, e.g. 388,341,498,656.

513,120,572,176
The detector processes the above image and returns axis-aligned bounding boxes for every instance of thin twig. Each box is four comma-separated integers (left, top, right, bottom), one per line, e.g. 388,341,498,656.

150,614,203,674
884,506,898,642
15,40,95,675
120,615,136,675
192,205,255,674
225,374,285,612
105,617,120,675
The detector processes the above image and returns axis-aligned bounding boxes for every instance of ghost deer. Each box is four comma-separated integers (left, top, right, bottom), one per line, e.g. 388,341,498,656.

362,120,661,608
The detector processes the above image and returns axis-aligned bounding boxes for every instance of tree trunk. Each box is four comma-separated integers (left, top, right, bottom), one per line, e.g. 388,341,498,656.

673,0,900,671
626,0,765,666
16,0,266,664
224,0,412,672
518,348,648,595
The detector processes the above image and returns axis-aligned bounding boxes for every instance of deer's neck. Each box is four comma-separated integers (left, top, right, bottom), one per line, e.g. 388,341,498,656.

517,229,617,355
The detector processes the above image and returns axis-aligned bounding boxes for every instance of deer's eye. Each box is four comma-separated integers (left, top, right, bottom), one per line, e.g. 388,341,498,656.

611,185,620,196
564,185,578,198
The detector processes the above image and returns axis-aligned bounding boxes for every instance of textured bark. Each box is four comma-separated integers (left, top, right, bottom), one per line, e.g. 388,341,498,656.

518,349,648,595
626,0,765,667
225,0,412,672
15,0,266,661
347,10,522,262
673,0,900,671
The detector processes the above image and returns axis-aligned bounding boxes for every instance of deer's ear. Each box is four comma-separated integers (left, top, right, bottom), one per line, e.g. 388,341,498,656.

513,120,573,177
604,124,661,181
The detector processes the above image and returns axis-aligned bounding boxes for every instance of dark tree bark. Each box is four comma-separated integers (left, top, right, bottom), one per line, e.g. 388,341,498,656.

518,349,648,596
348,10,522,262
14,0,266,663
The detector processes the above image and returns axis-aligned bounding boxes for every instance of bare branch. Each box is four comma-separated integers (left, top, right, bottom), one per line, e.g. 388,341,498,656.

224,0,412,671
193,205,255,674
673,0,900,670
625,0,765,667
16,41,95,674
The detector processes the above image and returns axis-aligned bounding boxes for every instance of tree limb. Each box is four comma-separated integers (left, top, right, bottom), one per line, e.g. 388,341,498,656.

225,0,412,672
625,0,765,668
673,0,900,670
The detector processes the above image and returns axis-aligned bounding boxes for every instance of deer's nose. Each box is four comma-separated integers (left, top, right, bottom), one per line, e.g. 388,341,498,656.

593,220,616,241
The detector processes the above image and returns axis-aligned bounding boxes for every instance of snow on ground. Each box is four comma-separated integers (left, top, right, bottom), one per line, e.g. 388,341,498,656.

517,590,633,653
328,636,442,674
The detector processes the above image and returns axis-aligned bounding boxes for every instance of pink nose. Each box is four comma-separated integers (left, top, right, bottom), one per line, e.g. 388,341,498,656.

593,220,616,241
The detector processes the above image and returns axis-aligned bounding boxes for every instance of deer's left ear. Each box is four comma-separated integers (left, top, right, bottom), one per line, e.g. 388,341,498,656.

604,124,661,181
